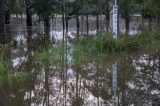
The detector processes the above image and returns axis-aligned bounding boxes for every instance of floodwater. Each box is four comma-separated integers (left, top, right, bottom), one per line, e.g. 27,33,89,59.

0,17,160,106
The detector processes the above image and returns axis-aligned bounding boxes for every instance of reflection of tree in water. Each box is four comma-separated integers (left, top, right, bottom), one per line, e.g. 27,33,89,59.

75,50,160,106
125,50,160,105
79,59,113,105
0,35,160,106
0,26,52,106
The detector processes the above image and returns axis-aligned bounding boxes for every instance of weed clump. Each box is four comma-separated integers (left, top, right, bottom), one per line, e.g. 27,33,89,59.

73,29,160,55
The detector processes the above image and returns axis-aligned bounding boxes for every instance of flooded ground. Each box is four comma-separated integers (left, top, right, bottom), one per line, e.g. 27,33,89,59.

0,17,160,106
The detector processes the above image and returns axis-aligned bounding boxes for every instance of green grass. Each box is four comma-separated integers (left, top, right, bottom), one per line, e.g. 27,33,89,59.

73,29,160,56
35,29,160,65
36,43,65,63
0,48,29,87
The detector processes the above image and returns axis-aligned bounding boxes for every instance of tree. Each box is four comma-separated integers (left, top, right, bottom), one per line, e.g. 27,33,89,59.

103,0,110,32
0,0,5,44
120,0,130,35
119,0,141,35
141,0,160,29
5,0,25,24
70,0,81,36
25,0,32,26
33,0,58,27
12,0,25,17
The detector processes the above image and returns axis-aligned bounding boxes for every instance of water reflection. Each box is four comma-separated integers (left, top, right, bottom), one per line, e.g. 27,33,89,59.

0,22,160,106
2,47,160,106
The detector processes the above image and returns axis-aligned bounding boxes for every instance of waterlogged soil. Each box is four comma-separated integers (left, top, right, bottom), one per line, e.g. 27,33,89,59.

0,21,160,106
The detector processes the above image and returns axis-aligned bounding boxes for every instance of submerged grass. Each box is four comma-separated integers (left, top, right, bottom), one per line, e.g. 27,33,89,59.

73,29,160,57
36,42,66,66
0,48,28,88
36,29,160,65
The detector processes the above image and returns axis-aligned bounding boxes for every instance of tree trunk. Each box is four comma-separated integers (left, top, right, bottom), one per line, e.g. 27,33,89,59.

125,0,129,35
76,15,80,38
96,14,99,34
149,16,152,30
65,18,68,34
105,0,110,32
5,9,10,24
96,0,100,35
44,16,50,39
65,0,69,35
81,16,84,34
62,13,65,35
44,16,50,27
105,14,110,31
125,17,129,35
86,14,89,35
25,0,32,26
0,2,5,44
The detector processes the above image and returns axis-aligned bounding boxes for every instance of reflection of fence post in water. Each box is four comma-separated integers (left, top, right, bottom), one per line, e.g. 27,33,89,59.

112,63,117,106
112,0,118,105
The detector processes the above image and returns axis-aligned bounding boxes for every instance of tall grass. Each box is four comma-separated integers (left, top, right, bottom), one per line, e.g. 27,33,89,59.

36,42,66,66
0,48,28,88
35,29,160,65
73,29,160,56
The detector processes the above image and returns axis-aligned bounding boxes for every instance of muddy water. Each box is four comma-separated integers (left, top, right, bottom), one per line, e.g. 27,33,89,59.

0,19,160,106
